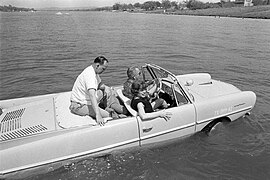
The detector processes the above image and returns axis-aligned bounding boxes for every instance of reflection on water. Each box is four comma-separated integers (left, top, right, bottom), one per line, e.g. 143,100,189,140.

1,11,270,180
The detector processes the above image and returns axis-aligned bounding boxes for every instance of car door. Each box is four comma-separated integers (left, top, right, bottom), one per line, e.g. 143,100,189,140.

137,75,196,146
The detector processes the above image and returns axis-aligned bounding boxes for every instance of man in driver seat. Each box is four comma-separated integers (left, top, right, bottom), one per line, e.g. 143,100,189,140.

123,66,157,100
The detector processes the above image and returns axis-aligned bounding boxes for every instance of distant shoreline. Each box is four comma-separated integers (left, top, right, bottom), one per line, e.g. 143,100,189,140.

1,4,269,19
139,5,270,19
0,5,36,12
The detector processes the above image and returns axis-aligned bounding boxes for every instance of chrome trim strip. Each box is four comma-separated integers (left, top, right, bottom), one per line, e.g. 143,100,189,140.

196,106,252,125
140,122,195,141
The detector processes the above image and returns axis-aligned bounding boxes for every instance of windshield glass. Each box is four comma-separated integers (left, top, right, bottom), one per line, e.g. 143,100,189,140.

142,64,176,83
142,64,191,105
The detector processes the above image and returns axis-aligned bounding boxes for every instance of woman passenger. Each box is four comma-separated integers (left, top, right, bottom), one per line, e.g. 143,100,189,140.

123,66,157,99
130,81,172,121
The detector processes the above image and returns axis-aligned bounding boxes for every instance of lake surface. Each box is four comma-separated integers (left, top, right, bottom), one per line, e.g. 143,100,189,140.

1,11,270,180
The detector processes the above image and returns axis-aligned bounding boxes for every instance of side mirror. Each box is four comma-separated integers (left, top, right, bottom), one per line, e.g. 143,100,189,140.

185,80,194,86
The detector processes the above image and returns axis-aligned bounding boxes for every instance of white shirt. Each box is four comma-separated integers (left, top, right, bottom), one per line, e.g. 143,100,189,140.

70,65,101,105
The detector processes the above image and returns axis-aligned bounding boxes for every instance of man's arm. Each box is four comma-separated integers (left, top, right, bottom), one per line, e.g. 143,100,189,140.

88,88,106,126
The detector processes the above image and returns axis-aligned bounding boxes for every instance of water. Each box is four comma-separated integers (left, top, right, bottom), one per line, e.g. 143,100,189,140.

1,11,270,179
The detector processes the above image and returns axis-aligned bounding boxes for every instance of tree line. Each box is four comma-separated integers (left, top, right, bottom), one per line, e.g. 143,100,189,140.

113,1,178,10
0,5,36,12
93,0,219,11
94,0,269,11
94,0,222,11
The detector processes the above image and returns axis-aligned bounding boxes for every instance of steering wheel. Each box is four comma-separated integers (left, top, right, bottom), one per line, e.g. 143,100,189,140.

146,78,162,97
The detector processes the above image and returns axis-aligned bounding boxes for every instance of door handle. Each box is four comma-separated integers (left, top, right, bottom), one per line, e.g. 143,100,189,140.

143,127,153,133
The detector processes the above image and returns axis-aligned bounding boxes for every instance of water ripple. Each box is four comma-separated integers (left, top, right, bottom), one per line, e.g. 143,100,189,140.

1,11,270,180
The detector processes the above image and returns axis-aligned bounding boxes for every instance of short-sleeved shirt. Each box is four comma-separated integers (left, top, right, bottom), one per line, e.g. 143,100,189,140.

131,97,153,113
122,79,134,99
71,65,101,105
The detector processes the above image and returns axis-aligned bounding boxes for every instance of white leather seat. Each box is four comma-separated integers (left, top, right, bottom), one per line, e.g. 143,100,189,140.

54,92,97,128
116,89,137,117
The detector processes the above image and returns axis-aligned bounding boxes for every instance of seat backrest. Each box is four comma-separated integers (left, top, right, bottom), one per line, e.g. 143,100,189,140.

54,92,97,128
116,89,137,117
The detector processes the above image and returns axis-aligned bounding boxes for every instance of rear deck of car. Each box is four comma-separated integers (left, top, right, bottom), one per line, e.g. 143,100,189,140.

0,90,140,175
0,98,56,142
0,91,102,142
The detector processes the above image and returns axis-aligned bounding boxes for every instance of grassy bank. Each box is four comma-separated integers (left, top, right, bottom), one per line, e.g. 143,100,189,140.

146,5,270,19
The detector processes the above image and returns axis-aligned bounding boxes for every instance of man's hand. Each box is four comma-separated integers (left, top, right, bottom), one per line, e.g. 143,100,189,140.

96,114,107,126
89,88,107,126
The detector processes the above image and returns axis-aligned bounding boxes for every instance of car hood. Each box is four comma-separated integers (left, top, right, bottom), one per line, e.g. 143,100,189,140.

176,73,241,101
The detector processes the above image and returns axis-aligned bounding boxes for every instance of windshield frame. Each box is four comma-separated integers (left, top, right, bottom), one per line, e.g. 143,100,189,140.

142,64,192,104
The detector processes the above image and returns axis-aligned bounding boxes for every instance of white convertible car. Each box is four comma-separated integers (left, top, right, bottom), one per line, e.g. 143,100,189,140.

0,64,256,178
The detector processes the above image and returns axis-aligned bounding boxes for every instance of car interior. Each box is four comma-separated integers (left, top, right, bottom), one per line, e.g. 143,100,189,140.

117,65,190,117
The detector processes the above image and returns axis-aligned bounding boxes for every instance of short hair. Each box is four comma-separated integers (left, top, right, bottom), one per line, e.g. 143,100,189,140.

94,56,108,65
131,81,143,95
127,66,140,79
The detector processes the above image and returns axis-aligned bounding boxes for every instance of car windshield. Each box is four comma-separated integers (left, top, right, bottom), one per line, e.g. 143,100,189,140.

142,64,190,105
142,64,176,84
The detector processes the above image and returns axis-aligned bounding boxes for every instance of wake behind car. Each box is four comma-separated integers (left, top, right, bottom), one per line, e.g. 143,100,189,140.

0,64,256,178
